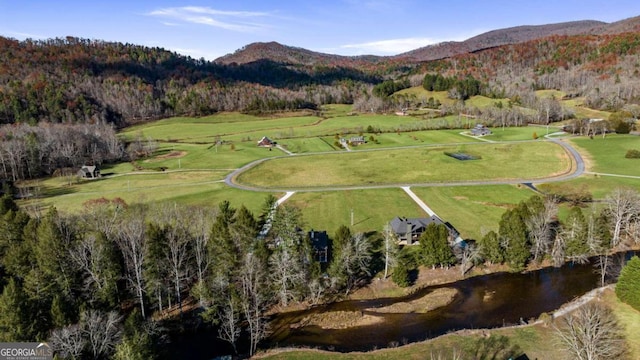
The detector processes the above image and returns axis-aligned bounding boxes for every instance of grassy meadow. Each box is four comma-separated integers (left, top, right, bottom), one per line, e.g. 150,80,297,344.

410,185,536,240
235,141,570,189
27,105,638,236
287,188,427,235
570,135,640,176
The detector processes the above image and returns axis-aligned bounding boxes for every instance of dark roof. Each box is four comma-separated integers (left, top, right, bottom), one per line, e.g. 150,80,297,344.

390,216,446,235
309,229,328,249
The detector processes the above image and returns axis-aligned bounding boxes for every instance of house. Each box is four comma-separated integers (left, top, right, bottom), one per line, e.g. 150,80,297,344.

77,165,100,179
257,136,275,147
349,136,366,145
309,229,329,263
470,124,492,136
390,216,460,245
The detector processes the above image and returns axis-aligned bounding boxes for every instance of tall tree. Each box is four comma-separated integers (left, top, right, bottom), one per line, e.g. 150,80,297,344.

0,278,30,341
478,230,504,265
562,207,589,263
554,303,626,360
605,188,640,247
419,223,455,269
116,207,148,318
499,207,530,271
381,224,399,279
615,256,640,311
525,196,558,262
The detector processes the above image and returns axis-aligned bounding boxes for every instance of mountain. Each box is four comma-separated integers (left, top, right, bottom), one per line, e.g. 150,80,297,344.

215,17,640,66
395,20,606,62
215,41,383,67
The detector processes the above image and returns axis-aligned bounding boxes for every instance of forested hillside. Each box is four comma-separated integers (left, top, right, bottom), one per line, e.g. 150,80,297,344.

1,19,640,129
0,37,375,126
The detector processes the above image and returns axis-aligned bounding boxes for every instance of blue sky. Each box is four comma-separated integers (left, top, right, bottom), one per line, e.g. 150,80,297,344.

2,1,640,60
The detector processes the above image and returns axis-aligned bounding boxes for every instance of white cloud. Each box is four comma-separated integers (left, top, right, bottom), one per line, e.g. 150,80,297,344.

3,31,48,40
170,47,223,61
147,6,272,33
339,37,441,55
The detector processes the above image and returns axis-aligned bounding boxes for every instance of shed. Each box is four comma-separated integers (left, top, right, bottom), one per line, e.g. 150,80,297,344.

77,165,100,179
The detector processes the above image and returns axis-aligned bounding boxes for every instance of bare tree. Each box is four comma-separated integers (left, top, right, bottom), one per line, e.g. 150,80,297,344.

527,197,558,262
218,294,241,354
188,206,214,307
68,232,119,305
115,208,148,318
156,204,192,316
239,252,268,356
605,188,640,247
269,246,304,307
49,310,122,360
82,310,122,359
459,242,482,276
382,224,399,279
554,303,626,360
50,324,84,360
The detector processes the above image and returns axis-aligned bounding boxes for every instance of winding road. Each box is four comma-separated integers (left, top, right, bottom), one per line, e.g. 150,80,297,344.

223,137,586,193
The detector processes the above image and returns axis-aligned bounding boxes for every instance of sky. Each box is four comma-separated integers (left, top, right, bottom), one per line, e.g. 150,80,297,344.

2,1,640,61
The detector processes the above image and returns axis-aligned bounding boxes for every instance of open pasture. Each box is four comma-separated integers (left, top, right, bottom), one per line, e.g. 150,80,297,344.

287,188,427,235
410,185,536,240
235,141,571,189
482,126,552,141
570,134,640,176
135,141,283,170
23,171,272,215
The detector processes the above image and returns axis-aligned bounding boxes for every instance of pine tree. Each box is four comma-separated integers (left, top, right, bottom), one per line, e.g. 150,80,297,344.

499,207,530,271
616,256,640,311
0,278,30,341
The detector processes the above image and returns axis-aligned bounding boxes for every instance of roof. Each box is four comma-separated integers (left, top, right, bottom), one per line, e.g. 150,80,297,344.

390,216,446,235
257,136,273,145
309,229,329,249
80,165,98,173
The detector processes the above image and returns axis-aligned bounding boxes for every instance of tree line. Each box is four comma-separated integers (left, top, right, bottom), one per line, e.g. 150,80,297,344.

0,186,638,358
0,195,378,358
0,122,125,182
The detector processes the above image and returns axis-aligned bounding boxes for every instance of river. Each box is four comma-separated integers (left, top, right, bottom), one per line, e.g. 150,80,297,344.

268,258,621,352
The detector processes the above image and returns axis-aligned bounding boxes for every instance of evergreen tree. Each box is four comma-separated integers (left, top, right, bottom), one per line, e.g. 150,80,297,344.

0,278,30,341
616,256,640,311
419,223,455,268
499,207,530,271
563,207,589,259
478,230,504,264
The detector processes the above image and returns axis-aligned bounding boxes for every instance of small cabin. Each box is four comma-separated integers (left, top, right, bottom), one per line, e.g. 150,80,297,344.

78,165,100,179
257,136,275,147
470,124,492,136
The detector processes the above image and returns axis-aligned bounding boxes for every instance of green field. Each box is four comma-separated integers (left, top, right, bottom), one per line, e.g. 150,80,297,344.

24,108,639,240
235,142,570,189
483,126,555,141
22,171,276,215
287,188,427,235
410,185,536,240
570,135,640,176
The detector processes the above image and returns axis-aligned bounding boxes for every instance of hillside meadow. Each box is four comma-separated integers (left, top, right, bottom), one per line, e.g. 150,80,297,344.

25,109,639,240
235,141,571,189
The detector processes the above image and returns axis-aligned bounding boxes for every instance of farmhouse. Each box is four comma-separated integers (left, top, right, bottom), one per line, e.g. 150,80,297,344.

308,229,329,263
470,124,492,136
390,216,460,245
349,136,366,145
77,165,100,179
257,136,275,147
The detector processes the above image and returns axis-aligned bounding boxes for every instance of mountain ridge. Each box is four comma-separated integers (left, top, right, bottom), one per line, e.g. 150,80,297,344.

215,16,640,65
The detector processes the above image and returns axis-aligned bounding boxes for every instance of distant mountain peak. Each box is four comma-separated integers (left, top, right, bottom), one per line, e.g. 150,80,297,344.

215,16,639,66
